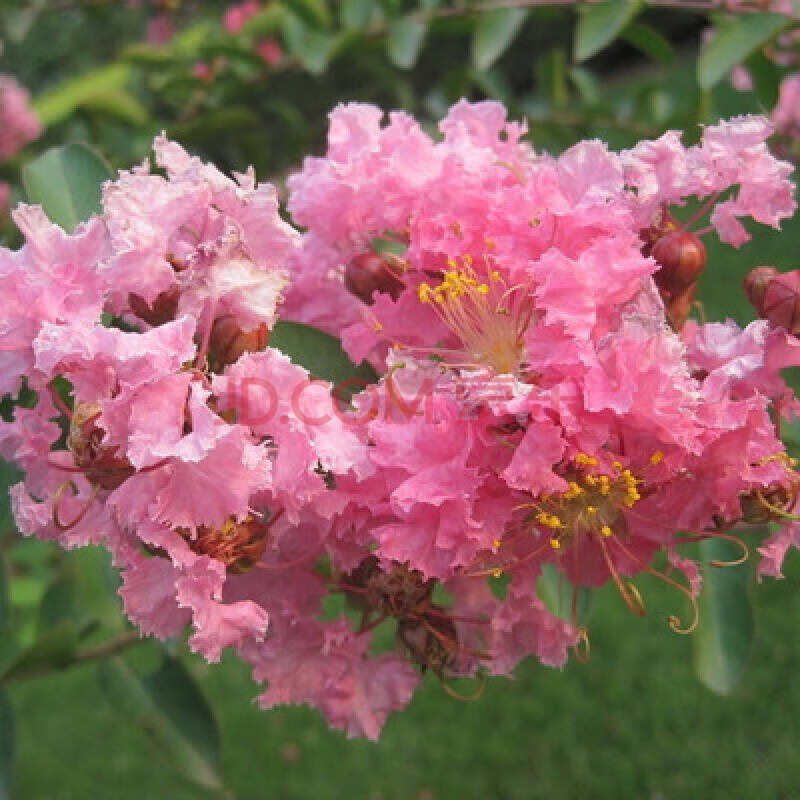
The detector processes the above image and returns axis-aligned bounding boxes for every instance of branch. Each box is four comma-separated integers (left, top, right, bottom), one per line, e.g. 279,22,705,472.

3,630,144,683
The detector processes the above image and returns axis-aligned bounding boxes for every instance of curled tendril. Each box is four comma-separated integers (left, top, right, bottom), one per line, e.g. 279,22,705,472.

608,535,699,635
574,626,591,664
52,481,98,532
754,489,800,522
621,580,647,617
439,671,487,703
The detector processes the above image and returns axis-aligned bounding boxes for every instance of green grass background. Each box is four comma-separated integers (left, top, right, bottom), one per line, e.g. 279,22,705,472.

7,553,800,800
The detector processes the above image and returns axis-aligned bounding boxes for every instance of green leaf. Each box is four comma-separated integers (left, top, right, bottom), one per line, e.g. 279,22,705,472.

471,8,528,72
698,12,788,89
99,655,224,793
270,321,378,395
70,547,125,633
168,108,262,146
241,4,286,36
387,15,426,69
574,0,642,63
537,563,592,625
536,48,569,109
282,0,332,29
569,65,601,106
0,621,78,683
781,417,800,459
692,538,755,695
4,1,45,42
340,0,374,29
269,320,375,400
22,144,113,233
0,689,14,800
622,22,675,65
37,575,79,633
745,49,782,109
283,12,342,74
32,63,132,127
79,90,149,126
0,561,8,644
0,460,21,539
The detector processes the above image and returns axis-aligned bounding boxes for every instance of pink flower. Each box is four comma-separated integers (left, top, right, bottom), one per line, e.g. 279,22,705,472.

255,37,283,66
772,73,800,140
193,62,214,82
0,75,41,161
223,0,259,34
3,99,800,738
101,135,298,342
146,13,176,46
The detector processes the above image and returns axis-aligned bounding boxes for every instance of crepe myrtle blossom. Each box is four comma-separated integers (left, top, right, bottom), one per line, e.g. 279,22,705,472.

0,74,41,161
2,103,800,741
0,138,362,668
773,73,800,141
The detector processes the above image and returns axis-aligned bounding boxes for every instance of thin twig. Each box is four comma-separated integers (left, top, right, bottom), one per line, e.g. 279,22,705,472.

3,629,143,683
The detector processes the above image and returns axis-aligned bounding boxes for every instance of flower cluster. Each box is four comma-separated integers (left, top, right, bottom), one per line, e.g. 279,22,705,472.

1,101,799,739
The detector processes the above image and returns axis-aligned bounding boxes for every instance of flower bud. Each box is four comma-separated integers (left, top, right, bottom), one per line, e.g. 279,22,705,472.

210,317,269,369
651,230,707,294
344,252,404,305
745,267,800,335
128,287,181,327
743,266,780,313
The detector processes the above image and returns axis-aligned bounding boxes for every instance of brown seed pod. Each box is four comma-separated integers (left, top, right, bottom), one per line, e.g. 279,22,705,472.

397,612,460,677
344,252,405,305
341,556,434,618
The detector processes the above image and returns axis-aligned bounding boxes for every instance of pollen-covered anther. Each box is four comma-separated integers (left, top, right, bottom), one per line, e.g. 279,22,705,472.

526,458,646,552
415,255,535,376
